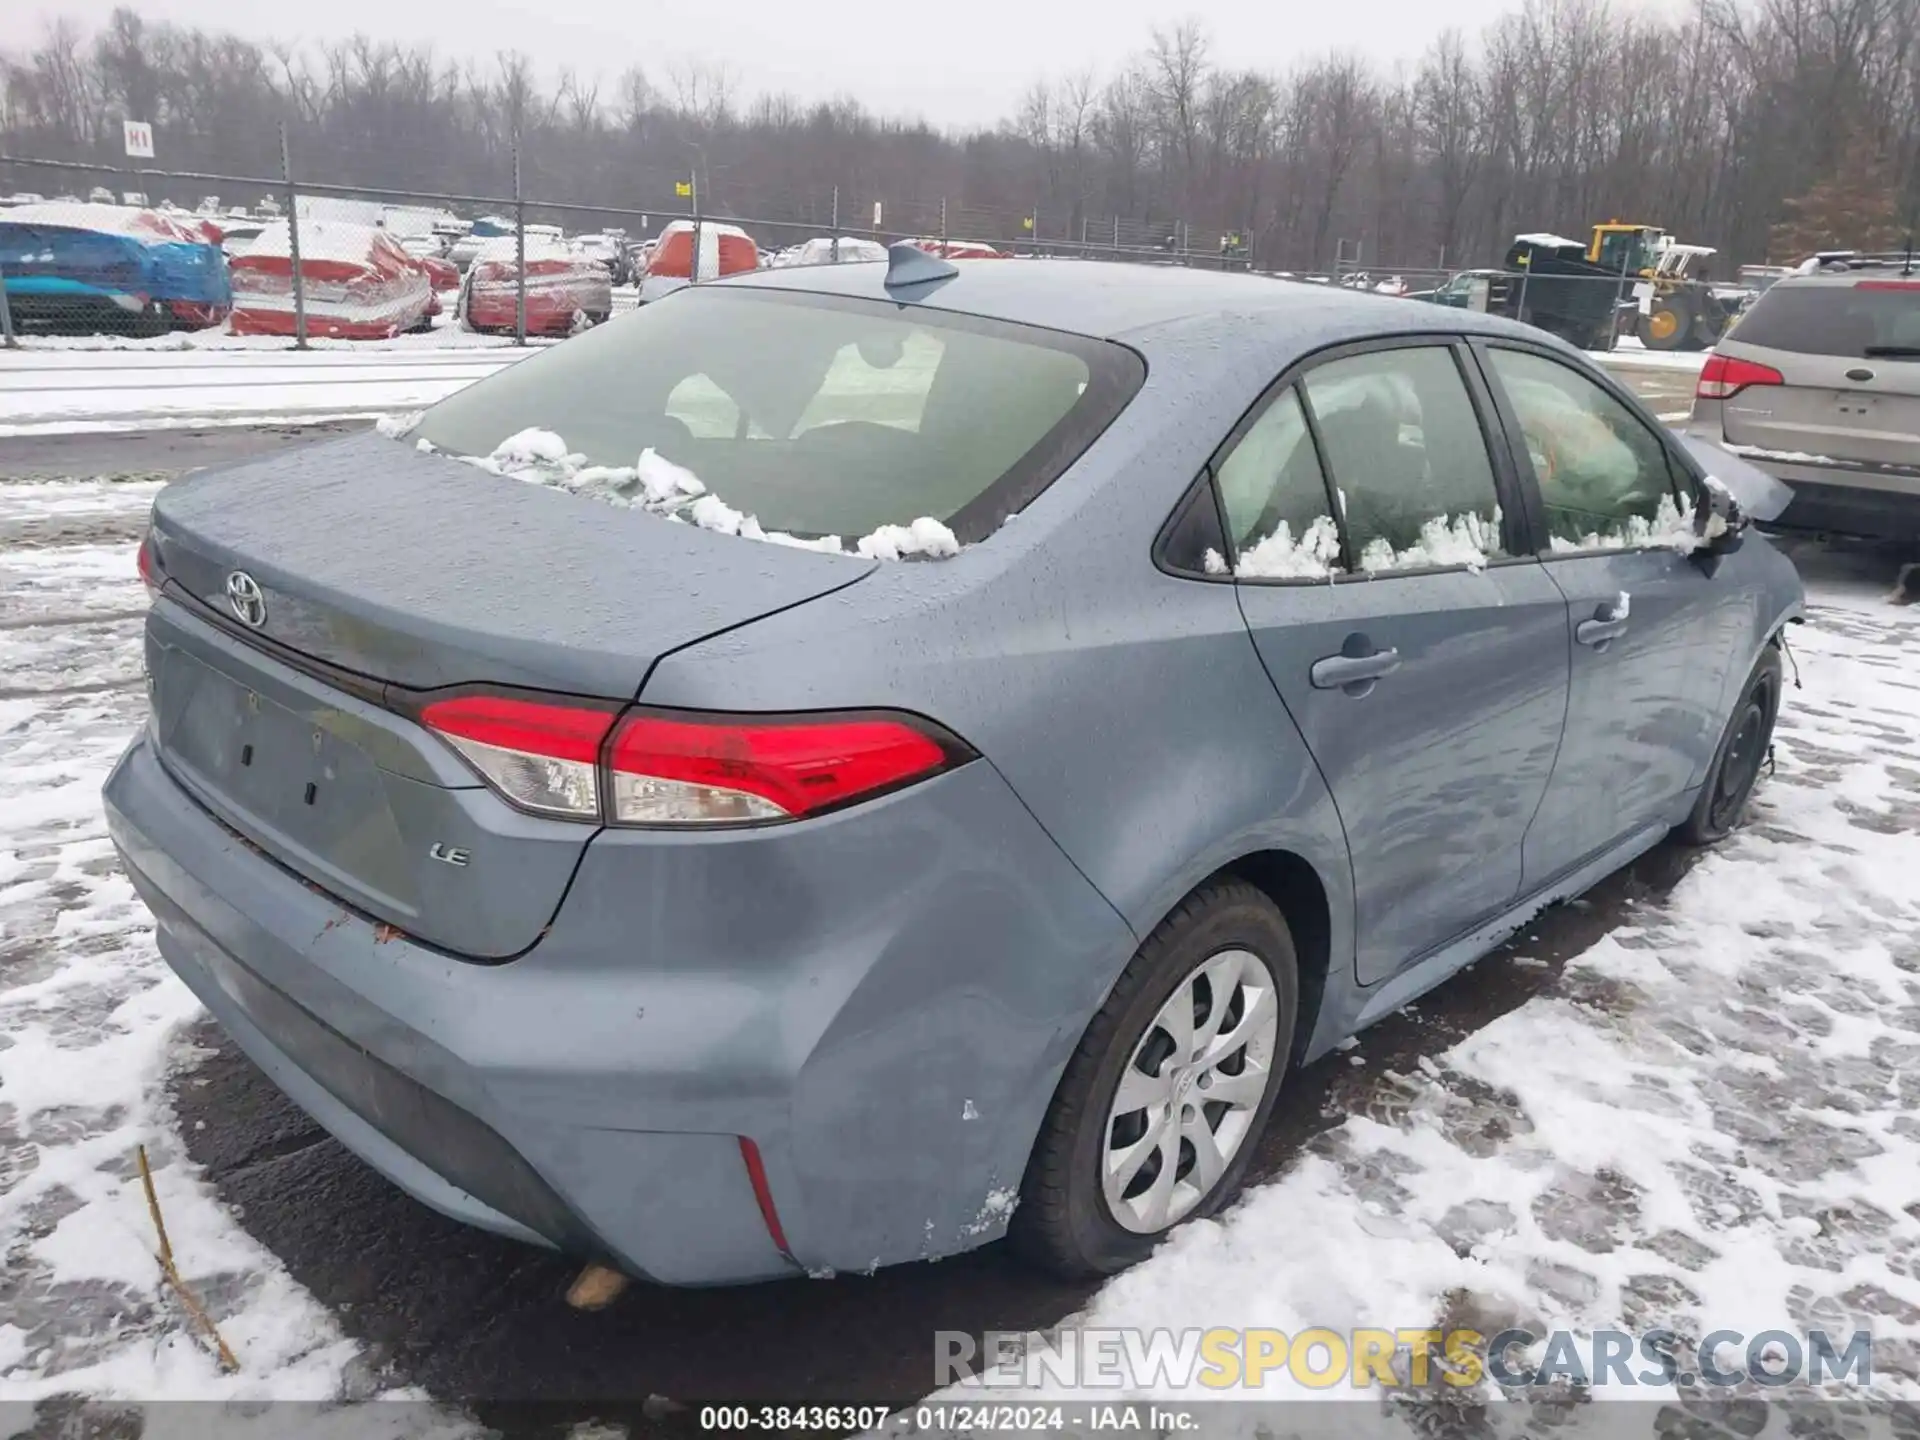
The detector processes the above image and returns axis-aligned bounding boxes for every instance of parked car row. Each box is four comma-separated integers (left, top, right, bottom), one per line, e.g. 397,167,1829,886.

0,201,233,334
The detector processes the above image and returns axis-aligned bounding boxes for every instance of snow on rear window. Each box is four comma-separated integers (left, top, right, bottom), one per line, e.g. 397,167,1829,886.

406,285,1141,554
444,424,958,561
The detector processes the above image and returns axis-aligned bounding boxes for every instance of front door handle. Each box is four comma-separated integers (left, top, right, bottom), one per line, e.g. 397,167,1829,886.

1575,595,1631,650
1310,643,1402,695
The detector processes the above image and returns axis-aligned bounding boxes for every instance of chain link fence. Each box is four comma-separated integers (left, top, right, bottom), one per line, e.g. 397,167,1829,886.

0,145,1252,351
0,146,1747,354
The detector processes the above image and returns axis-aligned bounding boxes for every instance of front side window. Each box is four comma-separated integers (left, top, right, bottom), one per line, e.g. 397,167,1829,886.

414,287,1142,543
1484,347,1688,551
1301,346,1508,574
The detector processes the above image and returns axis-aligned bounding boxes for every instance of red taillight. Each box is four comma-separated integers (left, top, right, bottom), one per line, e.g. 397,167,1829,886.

607,711,956,825
737,1137,791,1256
1855,279,1920,291
136,530,161,597
1696,353,1785,400
418,694,966,826
420,694,615,818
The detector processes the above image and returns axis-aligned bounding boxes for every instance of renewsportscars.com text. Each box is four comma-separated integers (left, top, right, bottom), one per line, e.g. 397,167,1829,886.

935,1326,1874,1390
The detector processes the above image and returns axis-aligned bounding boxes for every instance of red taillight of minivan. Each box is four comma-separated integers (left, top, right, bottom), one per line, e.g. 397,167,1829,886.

420,694,970,827
1697,353,1785,400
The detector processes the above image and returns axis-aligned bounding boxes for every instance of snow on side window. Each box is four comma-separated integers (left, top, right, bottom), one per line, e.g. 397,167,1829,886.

1488,351,1693,553
1303,347,1508,575
1217,387,1345,579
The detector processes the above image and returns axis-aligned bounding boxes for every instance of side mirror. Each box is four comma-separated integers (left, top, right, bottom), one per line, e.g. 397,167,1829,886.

1693,474,1749,557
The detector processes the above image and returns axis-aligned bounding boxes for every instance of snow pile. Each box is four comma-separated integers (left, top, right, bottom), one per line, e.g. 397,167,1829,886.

1230,509,1502,579
855,518,963,562
1357,509,1501,574
1549,493,1702,555
430,427,962,561
1234,515,1343,579
1722,441,1841,467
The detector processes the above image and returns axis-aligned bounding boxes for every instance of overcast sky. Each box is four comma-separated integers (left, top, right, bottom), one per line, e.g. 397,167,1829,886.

1,0,1674,129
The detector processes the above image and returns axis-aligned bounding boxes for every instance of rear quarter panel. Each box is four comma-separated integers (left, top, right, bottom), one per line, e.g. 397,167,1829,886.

640,313,1358,1033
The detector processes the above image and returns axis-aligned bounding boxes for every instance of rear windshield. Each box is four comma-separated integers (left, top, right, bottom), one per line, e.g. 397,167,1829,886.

414,286,1144,543
1731,280,1920,357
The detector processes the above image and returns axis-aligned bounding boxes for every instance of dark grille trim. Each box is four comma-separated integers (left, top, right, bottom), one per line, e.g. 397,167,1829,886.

203,941,601,1255
126,840,606,1259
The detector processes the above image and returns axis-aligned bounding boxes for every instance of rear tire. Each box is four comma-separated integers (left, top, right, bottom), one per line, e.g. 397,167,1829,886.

1678,645,1783,845
1011,878,1297,1279
1638,292,1694,351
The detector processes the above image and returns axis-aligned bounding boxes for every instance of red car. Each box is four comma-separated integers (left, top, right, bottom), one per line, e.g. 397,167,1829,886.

462,238,613,337
906,238,1011,260
231,222,436,340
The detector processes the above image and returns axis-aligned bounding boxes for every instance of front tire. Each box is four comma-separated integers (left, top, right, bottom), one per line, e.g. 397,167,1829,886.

1679,645,1783,845
1011,878,1297,1278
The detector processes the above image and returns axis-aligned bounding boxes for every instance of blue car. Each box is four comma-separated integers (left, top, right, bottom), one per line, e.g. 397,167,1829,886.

0,202,230,334
106,252,1802,1285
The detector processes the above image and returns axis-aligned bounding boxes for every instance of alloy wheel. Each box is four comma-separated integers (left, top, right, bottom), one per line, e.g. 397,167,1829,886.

1102,947,1280,1234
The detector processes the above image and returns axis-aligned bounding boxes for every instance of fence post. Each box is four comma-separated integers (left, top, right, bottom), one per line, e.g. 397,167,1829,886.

280,122,308,351
0,262,17,349
939,197,948,252
830,186,839,263
513,137,527,346
1606,238,1636,352
690,170,702,285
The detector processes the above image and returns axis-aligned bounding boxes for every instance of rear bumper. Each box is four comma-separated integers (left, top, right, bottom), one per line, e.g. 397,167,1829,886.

1686,419,1920,542
106,728,1131,1284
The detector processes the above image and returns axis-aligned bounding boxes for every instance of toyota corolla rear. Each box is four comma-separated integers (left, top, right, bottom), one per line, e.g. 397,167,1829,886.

104,281,1145,1283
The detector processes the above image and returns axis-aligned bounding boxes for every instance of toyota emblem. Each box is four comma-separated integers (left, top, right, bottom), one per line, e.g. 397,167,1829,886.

225,571,268,629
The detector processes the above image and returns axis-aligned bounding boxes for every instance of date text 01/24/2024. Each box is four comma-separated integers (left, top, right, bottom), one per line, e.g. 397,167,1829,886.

696,1406,1198,1432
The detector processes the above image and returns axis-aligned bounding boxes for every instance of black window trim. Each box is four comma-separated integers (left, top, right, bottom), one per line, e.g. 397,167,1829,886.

1467,336,1702,560
1183,331,1539,588
1152,466,1235,581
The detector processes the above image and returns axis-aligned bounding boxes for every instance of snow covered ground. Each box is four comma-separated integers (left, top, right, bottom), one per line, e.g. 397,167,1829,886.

1,461,1915,1431
0,350,533,436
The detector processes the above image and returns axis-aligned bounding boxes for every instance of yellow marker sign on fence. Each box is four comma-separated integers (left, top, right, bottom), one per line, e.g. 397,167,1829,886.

675,181,692,198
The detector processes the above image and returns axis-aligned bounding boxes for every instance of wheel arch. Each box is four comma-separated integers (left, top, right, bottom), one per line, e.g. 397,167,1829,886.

1129,848,1337,1072
1222,849,1334,1068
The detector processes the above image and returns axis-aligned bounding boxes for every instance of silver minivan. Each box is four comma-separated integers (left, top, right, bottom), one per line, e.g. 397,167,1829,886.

1687,253,1920,540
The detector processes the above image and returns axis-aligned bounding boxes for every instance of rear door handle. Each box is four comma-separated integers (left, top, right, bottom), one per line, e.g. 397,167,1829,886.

1575,597,1631,649
1310,646,1402,693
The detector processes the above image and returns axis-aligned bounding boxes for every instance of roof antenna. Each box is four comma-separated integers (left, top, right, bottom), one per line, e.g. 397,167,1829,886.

884,240,958,292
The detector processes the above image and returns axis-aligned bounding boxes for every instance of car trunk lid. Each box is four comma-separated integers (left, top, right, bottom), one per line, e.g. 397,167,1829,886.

146,430,874,957
150,430,873,693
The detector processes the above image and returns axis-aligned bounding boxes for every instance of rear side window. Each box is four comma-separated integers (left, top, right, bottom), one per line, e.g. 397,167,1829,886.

1729,280,1920,357
1214,387,1344,577
415,287,1143,543
1302,347,1508,574
1484,348,1687,551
